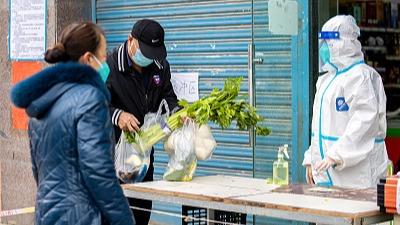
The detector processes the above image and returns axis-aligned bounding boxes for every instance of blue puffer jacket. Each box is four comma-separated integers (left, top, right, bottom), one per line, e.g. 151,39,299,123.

11,62,135,225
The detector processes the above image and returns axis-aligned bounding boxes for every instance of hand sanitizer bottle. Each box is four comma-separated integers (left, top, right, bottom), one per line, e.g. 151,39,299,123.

273,144,289,185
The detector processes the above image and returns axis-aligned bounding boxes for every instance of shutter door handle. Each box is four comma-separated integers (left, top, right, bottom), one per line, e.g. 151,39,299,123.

248,44,255,147
254,58,264,64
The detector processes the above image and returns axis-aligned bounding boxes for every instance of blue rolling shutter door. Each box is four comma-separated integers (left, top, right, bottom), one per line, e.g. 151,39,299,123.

253,0,309,189
96,1,303,224
97,0,254,178
96,1,254,224
253,1,291,225
253,1,293,179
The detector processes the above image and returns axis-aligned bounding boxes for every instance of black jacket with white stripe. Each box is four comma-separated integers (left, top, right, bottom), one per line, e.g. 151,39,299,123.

106,41,178,142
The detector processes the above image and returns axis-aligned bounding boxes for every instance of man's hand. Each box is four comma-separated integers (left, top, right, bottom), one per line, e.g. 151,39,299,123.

180,116,192,124
118,112,140,132
315,156,336,174
305,165,314,185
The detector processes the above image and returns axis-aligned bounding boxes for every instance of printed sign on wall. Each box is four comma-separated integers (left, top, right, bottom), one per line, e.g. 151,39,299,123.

9,0,46,60
171,73,199,103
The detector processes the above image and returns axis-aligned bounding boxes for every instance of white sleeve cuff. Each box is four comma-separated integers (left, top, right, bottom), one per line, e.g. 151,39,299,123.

112,109,123,126
326,149,344,170
302,148,312,166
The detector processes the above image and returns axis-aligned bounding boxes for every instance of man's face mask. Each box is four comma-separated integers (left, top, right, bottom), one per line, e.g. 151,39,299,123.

92,55,110,82
130,41,153,67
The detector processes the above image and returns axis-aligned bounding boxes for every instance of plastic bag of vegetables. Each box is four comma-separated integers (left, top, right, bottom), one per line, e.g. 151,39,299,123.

114,132,150,183
115,100,170,183
126,77,271,155
194,124,216,160
164,124,217,161
163,156,197,182
163,120,198,181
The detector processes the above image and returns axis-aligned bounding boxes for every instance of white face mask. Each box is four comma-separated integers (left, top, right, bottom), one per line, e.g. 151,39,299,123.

130,41,153,67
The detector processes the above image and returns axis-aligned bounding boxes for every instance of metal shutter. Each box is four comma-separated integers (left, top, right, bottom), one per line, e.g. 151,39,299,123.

96,1,309,224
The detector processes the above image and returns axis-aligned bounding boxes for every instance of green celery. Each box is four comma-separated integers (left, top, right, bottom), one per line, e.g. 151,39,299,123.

125,77,270,152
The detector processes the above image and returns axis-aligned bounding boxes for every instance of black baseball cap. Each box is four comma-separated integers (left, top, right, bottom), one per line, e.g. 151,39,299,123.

131,19,167,60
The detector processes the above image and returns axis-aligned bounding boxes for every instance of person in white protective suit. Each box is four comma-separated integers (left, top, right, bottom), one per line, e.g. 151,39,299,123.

303,15,389,189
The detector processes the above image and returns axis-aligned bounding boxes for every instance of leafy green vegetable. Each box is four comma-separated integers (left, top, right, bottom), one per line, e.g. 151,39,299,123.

125,77,270,151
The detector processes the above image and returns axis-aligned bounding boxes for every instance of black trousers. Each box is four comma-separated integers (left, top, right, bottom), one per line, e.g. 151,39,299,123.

127,161,154,225
127,148,154,225
104,147,154,225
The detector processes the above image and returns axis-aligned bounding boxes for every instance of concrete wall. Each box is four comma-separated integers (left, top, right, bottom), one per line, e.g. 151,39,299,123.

0,0,91,224
56,0,93,39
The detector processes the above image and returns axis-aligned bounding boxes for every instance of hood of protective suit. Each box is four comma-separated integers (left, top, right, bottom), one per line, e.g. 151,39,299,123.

321,15,364,72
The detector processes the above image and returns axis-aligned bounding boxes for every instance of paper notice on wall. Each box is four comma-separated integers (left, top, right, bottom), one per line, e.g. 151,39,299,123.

9,0,46,60
171,73,199,103
268,0,298,35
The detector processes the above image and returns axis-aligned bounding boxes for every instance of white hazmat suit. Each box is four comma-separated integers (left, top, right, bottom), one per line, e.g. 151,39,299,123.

303,15,388,188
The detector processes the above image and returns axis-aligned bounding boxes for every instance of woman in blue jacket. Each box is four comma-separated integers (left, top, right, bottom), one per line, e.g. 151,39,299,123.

10,22,134,225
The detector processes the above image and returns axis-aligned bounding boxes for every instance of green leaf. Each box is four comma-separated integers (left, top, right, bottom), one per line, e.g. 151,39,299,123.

178,99,189,108
256,126,271,136
124,77,271,147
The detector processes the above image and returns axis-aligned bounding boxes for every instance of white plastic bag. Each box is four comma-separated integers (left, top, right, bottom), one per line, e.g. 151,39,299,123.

163,120,198,181
115,99,170,183
134,99,171,153
115,132,150,183
194,125,217,160
163,132,175,155
142,99,170,131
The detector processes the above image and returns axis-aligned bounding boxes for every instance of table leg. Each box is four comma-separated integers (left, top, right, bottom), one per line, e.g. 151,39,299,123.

207,209,215,225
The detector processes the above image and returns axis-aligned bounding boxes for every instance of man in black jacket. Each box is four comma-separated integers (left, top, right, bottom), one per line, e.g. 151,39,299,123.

106,19,178,225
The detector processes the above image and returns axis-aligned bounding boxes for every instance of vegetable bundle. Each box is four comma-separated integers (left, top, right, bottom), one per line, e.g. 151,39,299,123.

125,77,270,151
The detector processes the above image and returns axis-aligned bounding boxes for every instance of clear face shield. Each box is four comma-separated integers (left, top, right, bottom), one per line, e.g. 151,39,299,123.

318,31,340,74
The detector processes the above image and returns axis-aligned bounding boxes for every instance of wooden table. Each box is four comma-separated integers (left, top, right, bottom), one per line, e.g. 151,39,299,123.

122,175,393,225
